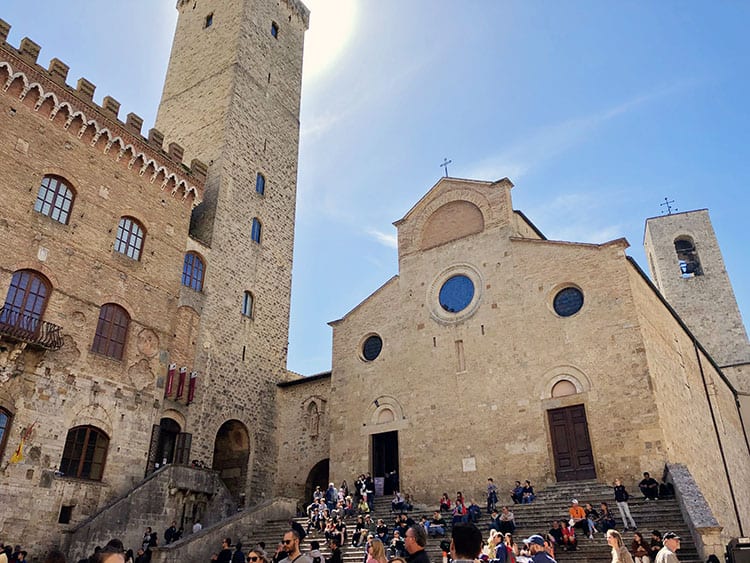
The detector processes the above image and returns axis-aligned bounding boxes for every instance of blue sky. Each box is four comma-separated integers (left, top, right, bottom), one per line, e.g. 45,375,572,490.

3,1,748,376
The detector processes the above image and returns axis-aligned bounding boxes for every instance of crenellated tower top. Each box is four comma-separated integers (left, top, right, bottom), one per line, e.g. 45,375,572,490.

0,18,206,206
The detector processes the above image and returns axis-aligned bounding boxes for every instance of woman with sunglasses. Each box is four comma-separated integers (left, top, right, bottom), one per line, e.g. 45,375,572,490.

247,549,269,563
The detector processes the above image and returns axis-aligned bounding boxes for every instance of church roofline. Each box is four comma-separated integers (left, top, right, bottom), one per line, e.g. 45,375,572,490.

644,208,709,223
510,236,630,250
277,370,331,388
513,210,547,240
393,177,513,227
642,208,710,244
625,255,739,396
328,275,399,326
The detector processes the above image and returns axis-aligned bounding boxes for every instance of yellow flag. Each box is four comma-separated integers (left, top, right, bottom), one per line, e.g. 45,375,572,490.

10,421,35,464
9,439,24,463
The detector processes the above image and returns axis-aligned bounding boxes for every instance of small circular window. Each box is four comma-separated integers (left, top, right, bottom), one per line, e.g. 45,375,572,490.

362,335,383,361
553,287,584,317
439,275,475,313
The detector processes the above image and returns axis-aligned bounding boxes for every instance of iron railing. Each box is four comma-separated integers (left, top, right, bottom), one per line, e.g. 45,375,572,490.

0,306,63,350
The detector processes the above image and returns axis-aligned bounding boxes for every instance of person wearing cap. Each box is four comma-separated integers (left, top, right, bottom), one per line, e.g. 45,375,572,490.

654,533,680,563
568,499,588,536
524,535,556,563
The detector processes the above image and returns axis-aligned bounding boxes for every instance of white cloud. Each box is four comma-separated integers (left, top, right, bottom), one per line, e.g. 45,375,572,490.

366,228,398,248
466,87,679,181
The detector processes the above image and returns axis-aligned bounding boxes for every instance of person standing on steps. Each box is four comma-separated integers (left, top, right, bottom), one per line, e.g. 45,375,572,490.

613,479,637,532
451,523,484,563
279,531,312,563
326,538,342,563
654,533,680,563
524,535,556,563
606,530,635,563
404,525,430,563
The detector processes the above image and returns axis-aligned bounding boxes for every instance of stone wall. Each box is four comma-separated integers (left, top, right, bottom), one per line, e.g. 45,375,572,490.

64,465,235,562
153,0,308,501
0,38,199,554
149,497,297,563
644,210,750,393
275,374,332,503
627,261,750,542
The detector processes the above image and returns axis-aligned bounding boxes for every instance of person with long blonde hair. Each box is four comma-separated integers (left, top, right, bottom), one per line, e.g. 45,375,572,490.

607,530,635,563
367,539,387,563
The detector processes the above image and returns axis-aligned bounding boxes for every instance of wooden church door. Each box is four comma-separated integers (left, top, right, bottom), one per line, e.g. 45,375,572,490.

548,405,596,481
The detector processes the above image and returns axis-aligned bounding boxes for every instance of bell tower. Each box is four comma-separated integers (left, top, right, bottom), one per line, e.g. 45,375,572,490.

644,209,750,395
155,0,309,497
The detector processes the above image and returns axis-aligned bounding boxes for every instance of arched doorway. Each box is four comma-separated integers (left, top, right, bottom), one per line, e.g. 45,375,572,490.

304,459,329,504
156,417,181,467
212,420,250,500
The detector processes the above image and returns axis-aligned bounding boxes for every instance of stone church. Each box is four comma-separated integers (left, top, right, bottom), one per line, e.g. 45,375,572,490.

0,0,748,560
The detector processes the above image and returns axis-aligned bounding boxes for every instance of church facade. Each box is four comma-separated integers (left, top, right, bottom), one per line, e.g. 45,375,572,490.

276,178,750,553
1,0,749,558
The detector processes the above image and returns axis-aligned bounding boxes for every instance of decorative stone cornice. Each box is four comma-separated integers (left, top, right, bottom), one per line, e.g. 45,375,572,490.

0,22,205,207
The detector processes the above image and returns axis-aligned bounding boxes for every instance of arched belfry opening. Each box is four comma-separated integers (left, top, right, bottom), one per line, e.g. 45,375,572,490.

674,236,702,277
212,419,250,500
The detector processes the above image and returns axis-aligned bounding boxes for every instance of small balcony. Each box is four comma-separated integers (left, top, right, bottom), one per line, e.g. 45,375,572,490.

0,306,63,350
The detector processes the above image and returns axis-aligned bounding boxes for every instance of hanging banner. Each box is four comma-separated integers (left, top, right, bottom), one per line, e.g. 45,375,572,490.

176,366,187,399
187,371,198,405
165,363,176,397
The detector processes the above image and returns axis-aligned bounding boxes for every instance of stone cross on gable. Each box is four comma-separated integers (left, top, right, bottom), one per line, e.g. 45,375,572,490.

660,197,677,215
440,158,452,177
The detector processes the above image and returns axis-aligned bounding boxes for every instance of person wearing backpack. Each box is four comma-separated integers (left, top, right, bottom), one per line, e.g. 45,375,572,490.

307,541,323,563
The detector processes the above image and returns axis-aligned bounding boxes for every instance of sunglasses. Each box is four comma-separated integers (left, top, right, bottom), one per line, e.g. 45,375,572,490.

282,540,294,545
248,557,261,562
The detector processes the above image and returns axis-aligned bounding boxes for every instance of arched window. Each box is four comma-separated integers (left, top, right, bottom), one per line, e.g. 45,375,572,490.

251,218,262,244
0,407,12,462
0,270,50,337
92,303,130,360
242,291,254,318
34,175,74,224
182,252,205,291
256,173,266,195
115,217,145,260
59,425,109,480
674,237,702,277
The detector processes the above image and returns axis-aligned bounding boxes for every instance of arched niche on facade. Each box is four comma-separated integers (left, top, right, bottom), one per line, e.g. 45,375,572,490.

302,396,327,437
538,365,591,401
362,395,409,435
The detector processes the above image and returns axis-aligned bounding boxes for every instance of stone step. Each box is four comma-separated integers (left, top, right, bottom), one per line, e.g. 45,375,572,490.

250,483,693,563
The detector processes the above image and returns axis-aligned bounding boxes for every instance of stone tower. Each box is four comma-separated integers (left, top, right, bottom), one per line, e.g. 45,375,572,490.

644,209,750,394
155,0,309,499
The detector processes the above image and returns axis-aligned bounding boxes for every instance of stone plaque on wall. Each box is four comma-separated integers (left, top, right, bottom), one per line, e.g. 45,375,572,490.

462,457,476,472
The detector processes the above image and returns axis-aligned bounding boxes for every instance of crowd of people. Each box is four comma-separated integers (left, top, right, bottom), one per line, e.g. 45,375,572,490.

2,470,684,563
298,470,682,563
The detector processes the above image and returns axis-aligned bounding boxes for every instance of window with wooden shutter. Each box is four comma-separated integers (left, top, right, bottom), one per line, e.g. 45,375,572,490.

92,303,130,360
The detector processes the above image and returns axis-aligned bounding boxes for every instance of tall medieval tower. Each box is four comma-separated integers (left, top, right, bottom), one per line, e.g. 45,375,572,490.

155,0,308,499
644,210,750,400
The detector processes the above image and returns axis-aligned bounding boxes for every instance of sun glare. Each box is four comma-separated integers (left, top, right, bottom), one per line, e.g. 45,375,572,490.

302,0,357,81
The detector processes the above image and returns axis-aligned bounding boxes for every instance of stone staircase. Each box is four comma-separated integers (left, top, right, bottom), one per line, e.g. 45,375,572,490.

243,482,699,563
